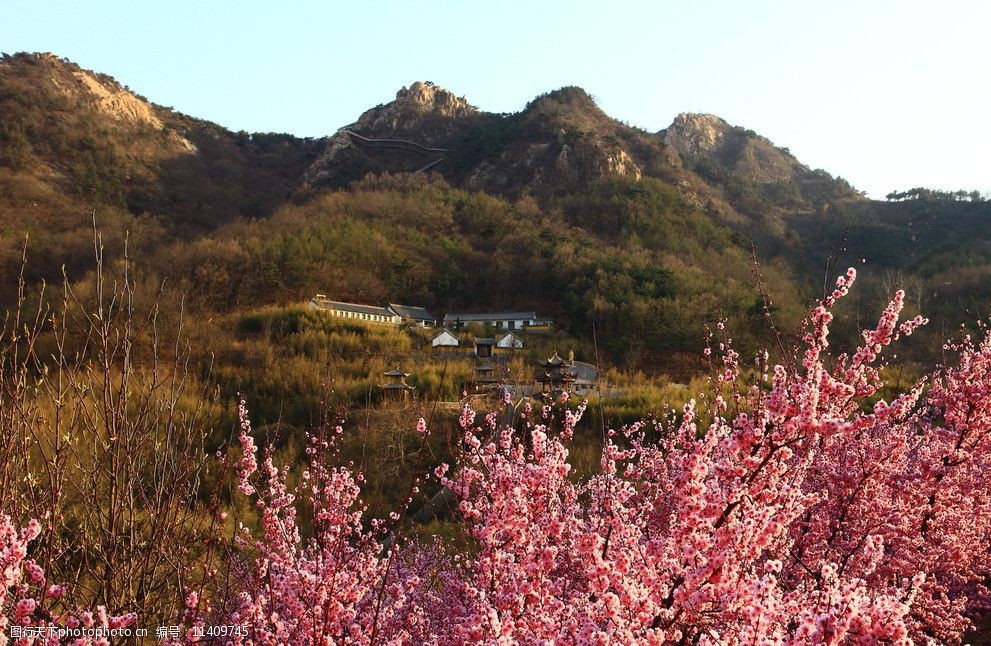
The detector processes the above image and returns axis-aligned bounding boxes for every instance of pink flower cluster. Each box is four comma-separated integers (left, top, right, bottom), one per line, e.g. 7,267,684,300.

217,270,991,643
235,398,258,496
0,514,135,646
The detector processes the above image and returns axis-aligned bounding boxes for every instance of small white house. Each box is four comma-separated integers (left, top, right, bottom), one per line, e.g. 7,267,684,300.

496,332,524,349
431,329,460,347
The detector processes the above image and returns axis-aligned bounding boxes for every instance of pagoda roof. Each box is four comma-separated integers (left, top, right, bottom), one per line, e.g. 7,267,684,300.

539,351,570,367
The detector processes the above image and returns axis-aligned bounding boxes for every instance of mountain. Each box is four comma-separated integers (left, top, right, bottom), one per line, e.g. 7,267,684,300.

0,52,324,228
0,52,857,233
300,82,860,226
302,81,482,187
1,52,989,372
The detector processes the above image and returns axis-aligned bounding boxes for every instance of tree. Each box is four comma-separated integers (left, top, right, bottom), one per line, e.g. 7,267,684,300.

0,240,221,629
214,268,990,644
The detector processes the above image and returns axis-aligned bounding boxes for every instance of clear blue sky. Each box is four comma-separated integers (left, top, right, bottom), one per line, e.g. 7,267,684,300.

3,0,989,198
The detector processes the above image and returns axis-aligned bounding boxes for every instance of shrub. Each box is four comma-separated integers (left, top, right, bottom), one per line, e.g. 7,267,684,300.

211,269,991,643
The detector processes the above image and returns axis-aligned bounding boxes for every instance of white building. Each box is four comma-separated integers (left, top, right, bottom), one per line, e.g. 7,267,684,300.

431,329,460,347
388,303,436,327
496,332,524,349
443,311,547,330
309,295,402,325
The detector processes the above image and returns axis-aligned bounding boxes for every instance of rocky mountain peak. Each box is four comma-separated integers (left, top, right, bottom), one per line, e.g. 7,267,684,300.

304,81,478,186
662,113,731,157
533,86,598,109
522,86,610,130
349,81,477,134
394,81,476,118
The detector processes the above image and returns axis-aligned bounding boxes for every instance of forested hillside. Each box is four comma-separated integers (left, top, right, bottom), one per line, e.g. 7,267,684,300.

1,50,988,376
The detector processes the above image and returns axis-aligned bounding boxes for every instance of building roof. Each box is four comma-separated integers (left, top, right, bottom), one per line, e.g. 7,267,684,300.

539,352,570,367
388,303,436,321
474,337,496,345
443,311,537,323
431,328,459,342
497,332,524,347
311,297,396,318
383,369,410,377
571,361,599,383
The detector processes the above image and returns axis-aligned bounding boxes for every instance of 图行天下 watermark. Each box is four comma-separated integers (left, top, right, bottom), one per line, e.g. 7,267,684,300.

9,624,248,640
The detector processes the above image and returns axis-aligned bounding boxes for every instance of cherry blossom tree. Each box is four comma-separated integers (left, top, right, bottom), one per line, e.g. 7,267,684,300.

0,514,137,646
7,268,990,644
223,268,991,644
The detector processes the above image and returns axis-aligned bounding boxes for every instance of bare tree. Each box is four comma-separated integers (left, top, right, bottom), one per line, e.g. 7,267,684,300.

0,231,223,625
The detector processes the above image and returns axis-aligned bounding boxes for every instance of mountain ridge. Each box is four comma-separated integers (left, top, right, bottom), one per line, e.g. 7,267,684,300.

0,52,859,227
299,78,861,223
2,51,989,374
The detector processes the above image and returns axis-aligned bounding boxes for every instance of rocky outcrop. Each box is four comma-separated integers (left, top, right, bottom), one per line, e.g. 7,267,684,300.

338,81,478,145
303,81,477,185
664,112,799,183
462,130,643,195
32,52,196,153
661,111,859,210
662,113,731,158
355,81,476,131
69,69,164,129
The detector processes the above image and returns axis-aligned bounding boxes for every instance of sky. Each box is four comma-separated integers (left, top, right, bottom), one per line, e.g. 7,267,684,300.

3,0,989,198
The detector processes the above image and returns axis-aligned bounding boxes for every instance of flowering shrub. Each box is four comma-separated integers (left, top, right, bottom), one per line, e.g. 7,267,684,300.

219,268,991,644
5,269,991,643
211,409,442,645
0,514,136,645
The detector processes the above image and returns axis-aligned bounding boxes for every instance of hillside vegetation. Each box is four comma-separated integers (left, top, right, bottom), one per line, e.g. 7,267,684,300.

0,50,988,406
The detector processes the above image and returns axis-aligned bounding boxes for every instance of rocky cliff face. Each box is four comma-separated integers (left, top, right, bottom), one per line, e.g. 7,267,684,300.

663,113,731,157
26,52,196,153
661,111,859,210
